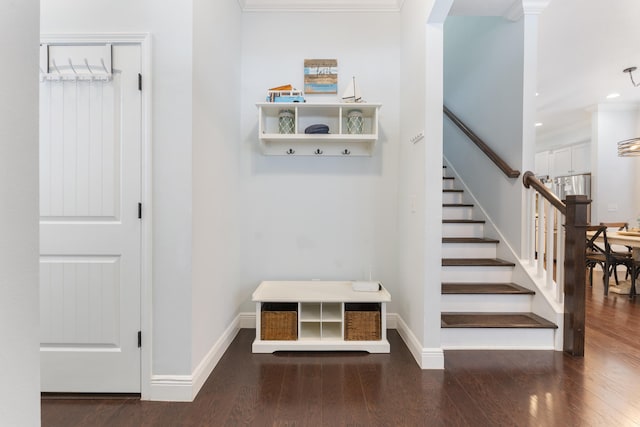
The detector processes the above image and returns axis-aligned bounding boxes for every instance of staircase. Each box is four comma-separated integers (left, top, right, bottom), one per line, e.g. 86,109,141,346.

440,166,557,349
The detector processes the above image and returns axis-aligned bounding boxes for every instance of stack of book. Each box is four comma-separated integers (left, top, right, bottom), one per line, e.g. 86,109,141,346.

266,84,305,103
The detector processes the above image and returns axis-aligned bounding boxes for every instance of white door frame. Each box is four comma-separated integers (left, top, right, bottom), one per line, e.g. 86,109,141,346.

40,33,153,399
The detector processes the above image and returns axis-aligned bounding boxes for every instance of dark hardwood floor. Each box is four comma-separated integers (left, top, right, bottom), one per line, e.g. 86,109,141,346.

42,276,640,426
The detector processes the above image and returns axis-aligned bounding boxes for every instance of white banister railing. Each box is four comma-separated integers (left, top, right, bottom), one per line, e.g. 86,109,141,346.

525,185,566,306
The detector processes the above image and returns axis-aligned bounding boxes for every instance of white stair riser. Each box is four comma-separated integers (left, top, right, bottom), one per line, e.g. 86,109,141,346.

442,243,497,258
442,192,463,204
442,223,484,238
442,179,455,190
441,328,556,350
441,294,532,312
441,266,513,282
442,206,473,220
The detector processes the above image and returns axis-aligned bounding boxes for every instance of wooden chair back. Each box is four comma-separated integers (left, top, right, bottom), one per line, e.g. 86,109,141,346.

599,222,628,231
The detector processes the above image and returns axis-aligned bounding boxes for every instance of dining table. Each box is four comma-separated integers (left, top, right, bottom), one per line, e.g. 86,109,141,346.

605,230,640,255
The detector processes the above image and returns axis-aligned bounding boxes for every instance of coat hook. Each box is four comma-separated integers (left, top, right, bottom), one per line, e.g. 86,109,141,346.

286,148,295,155
84,58,94,74
314,148,323,155
342,149,351,155
68,58,78,75
51,58,61,75
100,58,110,74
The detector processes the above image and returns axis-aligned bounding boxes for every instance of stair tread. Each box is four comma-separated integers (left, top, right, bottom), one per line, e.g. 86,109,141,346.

442,258,515,267
443,219,485,224
441,312,557,329
442,283,534,295
442,237,499,244
443,203,474,207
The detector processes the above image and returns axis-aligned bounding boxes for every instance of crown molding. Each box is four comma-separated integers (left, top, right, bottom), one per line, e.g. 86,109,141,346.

504,0,551,21
237,0,405,12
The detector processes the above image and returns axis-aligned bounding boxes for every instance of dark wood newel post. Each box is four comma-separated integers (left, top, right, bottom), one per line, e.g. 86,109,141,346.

563,195,590,356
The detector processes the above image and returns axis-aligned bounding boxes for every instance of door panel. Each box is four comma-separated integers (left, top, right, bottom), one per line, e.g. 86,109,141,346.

39,44,141,393
40,78,120,220
40,256,120,346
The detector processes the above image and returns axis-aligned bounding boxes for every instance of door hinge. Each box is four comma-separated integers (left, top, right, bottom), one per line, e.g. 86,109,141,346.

138,331,142,348
138,73,142,91
138,202,142,219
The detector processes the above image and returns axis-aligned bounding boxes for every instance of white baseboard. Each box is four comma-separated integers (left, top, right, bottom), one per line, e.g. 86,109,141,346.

393,314,444,369
147,375,193,402
147,313,242,402
239,311,256,328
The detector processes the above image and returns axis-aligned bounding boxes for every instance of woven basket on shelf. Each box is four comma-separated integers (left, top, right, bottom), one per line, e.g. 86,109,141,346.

261,303,297,341
344,303,381,341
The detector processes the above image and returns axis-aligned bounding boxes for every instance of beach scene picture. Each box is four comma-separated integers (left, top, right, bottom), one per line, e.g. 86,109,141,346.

304,59,338,94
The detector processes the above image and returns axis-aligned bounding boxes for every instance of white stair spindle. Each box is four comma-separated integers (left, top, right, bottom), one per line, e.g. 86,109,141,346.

537,195,545,277
545,202,555,289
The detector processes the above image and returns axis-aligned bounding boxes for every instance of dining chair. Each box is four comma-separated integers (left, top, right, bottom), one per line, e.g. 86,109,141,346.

586,225,635,295
599,222,629,231
586,225,610,292
600,222,632,282
629,259,640,298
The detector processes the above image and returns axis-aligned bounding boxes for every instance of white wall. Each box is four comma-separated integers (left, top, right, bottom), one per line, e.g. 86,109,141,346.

41,0,194,375
443,16,525,252
422,3,449,364
591,106,639,225
0,1,41,424
238,13,401,311
396,0,448,367
191,0,242,370
398,0,428,356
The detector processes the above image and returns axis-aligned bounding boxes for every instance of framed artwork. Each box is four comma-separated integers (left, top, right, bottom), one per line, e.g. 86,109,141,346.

304,59,338,94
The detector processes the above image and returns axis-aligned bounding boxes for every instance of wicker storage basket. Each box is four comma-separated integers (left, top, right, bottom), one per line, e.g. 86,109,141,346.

261,303,297,341
344,303,381,341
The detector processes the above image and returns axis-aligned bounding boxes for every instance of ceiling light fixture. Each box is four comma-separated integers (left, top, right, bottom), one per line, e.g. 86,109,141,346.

606,92,620,99
623,67,640,87
618,137,640,157
535,122,543,127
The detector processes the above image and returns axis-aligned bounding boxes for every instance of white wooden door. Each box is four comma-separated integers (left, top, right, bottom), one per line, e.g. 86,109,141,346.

39,44,142,392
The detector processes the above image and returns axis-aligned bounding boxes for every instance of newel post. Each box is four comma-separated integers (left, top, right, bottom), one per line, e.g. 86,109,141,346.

563,195,590,356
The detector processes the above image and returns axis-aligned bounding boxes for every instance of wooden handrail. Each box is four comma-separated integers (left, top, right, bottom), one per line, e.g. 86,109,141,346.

443,106,521,179
522,171,566,215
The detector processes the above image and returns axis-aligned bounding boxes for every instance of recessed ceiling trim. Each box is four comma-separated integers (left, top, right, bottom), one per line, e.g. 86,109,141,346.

587,102,640,113
238,0,405,12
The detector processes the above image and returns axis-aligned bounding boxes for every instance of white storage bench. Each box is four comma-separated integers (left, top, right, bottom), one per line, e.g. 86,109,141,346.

252,281,391,353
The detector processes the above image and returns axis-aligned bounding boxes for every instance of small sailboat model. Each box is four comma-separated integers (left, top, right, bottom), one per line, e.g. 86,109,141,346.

341,76,363,103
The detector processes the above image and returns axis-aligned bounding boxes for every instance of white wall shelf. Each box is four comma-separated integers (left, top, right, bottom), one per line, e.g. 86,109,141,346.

256,102,381,156
252,280,391,353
